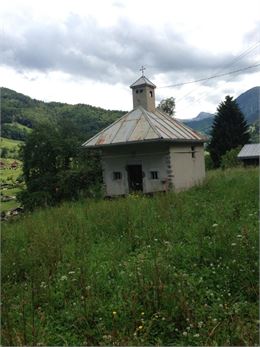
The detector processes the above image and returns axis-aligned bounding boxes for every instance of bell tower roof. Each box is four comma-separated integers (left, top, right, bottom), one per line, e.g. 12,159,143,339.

130,75,156,89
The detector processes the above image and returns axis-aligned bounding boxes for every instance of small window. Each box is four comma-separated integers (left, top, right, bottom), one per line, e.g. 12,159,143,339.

136,90,139,94
150,91,153,97
139,89,143,93
113,172,122,180
150,171,159,179
191,146,195,158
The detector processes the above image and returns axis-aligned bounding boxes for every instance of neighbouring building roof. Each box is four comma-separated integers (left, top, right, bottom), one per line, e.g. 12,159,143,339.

130,76,156,88
82,106,206,148
237,143,260,159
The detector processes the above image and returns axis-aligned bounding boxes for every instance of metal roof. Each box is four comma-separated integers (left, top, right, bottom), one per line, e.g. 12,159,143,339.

82,106,206,148
237,143,260,159
130,76,156,89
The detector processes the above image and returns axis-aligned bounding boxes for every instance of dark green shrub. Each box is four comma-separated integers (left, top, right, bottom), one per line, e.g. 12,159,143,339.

17,190,53,211
205,154,214,170
220,147,242,170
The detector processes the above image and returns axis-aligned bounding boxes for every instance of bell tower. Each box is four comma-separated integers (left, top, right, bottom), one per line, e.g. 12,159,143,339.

130,67,156,112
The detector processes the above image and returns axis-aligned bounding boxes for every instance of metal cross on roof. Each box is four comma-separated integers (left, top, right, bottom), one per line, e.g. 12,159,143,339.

140,65,146,76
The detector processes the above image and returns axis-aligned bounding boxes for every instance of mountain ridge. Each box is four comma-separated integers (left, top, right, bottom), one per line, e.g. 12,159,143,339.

1,86,259,141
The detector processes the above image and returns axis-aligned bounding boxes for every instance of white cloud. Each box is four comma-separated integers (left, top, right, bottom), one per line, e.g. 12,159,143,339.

0,0,259,118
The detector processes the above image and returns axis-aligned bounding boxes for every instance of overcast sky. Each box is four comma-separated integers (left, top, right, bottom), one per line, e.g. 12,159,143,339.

0,0,259,118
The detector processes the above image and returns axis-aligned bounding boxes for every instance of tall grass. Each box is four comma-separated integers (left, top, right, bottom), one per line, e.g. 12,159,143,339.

1,168,259,346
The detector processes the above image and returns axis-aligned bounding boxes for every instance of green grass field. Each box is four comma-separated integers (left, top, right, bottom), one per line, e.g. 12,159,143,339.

0,137,23,150
1,158,23,213
1,168,259,346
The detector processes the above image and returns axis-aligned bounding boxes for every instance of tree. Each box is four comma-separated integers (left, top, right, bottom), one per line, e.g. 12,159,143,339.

208,95,249,168
158,97,175,116
18,120,102,210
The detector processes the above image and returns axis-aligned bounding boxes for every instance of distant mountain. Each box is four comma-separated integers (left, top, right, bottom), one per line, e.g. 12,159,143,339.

179,112,214,123
236,87,260,124
183,117,214,136
194,112,214,121
183,87,260,136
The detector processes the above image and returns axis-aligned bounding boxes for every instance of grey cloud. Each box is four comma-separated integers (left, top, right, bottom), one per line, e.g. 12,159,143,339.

0,14,256,86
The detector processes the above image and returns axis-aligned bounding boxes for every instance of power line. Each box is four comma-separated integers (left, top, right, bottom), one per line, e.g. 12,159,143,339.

175,41,260,103
158,63,260,89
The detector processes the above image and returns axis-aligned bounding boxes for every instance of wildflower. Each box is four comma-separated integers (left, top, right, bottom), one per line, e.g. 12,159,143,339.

141,312,145,316
68,271,75,275
231,243,236,246
212,318,217,323
182,331,188,336
236,234,242,238
212,223,218,227
193,334,200,337
138,325,143,330
60,275,68,281
112,311,117,316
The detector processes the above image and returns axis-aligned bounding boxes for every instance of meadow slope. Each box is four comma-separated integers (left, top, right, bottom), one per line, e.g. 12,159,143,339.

1,168,259,346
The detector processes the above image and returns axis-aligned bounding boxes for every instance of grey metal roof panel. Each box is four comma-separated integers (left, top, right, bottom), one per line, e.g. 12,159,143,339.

237,144,260,159
82,106,206,148
130,76,156,88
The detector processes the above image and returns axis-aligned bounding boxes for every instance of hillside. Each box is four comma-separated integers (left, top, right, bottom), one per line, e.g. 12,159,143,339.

1,86,259,140
2,168,258,346
1,87,125,141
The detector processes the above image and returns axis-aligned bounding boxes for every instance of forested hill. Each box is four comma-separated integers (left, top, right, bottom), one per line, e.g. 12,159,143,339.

1,87,125,141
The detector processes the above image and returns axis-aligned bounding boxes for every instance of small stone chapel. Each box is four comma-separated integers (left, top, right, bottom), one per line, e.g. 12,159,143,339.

82,71,206,196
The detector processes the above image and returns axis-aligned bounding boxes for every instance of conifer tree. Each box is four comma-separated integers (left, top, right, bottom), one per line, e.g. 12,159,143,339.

208,95,249,167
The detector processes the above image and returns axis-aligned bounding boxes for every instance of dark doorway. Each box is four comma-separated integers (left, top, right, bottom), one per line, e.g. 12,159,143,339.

127,165,143,192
